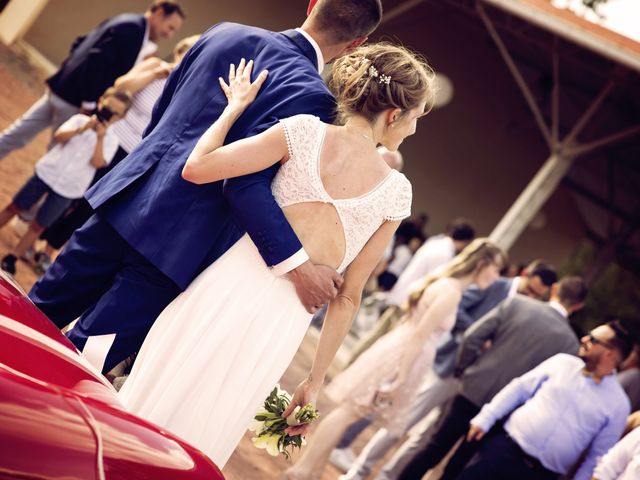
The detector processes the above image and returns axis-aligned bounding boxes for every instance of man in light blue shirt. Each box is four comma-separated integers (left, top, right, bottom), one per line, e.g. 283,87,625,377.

460,321,633,480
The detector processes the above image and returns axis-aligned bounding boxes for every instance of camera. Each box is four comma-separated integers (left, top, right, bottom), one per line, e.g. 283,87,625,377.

95,106,115,123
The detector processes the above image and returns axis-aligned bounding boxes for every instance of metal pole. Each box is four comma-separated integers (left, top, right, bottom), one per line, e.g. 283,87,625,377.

565,124,640,158
476,1,553,149
489,153,573,250
551,36,560,148
559,78,616,150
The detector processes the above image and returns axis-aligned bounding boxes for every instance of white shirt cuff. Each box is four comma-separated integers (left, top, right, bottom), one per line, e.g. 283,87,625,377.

81,101,96,111
270,248,309,277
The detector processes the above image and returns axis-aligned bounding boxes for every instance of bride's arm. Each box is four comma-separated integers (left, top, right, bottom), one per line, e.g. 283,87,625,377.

282,219,401,433
182,59,287,185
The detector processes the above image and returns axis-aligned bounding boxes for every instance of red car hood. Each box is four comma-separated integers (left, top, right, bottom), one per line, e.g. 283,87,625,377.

0,273,224,479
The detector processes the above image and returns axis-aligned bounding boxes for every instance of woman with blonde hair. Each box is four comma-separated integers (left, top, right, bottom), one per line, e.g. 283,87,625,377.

285,238,506,479
119,42,436,466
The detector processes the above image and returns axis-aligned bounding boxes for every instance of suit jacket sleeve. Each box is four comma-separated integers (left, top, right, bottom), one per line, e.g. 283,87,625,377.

454,285,487,334
78,22,142,106
222,90,336,271
455,297,511,375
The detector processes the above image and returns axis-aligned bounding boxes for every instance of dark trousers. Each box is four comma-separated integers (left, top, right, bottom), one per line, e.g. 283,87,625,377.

398,394,480,480
457,429,559,480
41,146,129,249
337,416,372,449
29,214,181,373
377,271,398,291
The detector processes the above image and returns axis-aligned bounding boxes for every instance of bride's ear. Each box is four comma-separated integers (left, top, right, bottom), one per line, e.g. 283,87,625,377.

386,108,403,128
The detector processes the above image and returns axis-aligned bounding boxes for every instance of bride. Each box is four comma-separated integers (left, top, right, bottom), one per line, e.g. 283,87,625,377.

118,42,435,467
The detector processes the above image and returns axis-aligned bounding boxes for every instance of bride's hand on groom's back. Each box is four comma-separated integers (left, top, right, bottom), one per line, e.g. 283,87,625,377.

288,261,343,314
218,58,268,113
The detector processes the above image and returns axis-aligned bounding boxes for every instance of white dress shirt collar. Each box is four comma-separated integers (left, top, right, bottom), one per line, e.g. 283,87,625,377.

295,28,324,73
136,19,157,66
508,276,521,297
548,301,568,318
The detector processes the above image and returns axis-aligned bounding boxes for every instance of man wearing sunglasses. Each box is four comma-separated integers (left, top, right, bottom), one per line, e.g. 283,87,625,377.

392,275,583,480
459,320,633,480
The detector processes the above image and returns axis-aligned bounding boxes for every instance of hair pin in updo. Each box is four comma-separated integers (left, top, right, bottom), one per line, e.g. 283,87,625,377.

365,60,392,85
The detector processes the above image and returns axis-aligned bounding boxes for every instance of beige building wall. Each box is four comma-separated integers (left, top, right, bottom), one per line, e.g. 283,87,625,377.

20,0,585,267
24,0,303,64
0,0,49,45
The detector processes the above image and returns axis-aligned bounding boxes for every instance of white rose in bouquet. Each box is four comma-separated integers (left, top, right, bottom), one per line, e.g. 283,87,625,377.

249,386,320,458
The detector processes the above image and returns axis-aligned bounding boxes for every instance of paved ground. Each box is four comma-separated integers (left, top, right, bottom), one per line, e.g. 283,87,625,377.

0,42,50,290
0,42,444,480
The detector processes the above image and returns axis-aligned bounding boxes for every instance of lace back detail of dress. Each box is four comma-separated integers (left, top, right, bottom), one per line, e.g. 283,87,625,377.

273,114,413,272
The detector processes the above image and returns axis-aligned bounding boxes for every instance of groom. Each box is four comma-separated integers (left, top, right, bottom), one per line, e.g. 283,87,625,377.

29,0,383,373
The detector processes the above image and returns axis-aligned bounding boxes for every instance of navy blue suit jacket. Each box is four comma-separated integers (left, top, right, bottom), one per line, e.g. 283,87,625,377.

47,13,146,107
86,24,335,289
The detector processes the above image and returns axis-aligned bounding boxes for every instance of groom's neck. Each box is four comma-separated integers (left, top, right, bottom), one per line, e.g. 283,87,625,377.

299,24,348,64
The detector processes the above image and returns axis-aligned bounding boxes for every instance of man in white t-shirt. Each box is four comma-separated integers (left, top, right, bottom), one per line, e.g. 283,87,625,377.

0,88,131,276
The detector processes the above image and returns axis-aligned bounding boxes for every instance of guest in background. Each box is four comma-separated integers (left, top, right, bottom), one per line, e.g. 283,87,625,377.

286,239,506,480
0,1,183,162
0,89,132,275
618,347,640,413
330,219,475,472
347,218,475,364
455,259,557,330
458,321,633,480
593,422,640,480
377,235,422,290
35,35,200,272
397,276,586,480
337,260,559,480
395,212,428,246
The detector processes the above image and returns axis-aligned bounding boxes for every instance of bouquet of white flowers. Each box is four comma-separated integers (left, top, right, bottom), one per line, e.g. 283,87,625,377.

249,385,320,458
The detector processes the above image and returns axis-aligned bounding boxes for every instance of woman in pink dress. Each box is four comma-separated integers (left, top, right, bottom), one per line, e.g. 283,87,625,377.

285,238,506,479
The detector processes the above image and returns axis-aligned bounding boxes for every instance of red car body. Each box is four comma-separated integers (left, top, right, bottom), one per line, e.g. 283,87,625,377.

0,271,224,479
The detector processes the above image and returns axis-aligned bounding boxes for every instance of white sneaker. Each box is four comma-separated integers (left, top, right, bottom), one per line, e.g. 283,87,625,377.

329,447,357,473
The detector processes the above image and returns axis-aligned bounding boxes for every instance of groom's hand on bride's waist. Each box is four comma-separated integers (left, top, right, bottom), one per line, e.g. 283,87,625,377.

288,261,343,314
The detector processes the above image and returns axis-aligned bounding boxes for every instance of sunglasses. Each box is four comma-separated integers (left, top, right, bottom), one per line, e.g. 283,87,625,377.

586,333,616,350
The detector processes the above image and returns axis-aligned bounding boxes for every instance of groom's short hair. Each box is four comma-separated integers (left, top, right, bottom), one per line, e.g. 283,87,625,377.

311,0,383,42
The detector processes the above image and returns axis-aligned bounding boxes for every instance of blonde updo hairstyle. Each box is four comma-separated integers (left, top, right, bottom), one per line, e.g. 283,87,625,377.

406,238,507,311
330,42,436,124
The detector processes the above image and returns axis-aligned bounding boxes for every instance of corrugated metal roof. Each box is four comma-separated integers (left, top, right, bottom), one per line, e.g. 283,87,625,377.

483,0,640,72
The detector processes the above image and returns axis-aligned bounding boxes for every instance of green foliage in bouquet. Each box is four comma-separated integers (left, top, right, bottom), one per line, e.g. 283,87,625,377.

249,385,320,459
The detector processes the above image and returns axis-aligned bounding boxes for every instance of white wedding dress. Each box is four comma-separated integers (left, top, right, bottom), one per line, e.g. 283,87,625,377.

118,114,412,466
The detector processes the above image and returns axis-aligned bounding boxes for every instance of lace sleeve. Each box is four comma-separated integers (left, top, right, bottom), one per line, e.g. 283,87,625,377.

278,114,320,163
385,173,412,221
